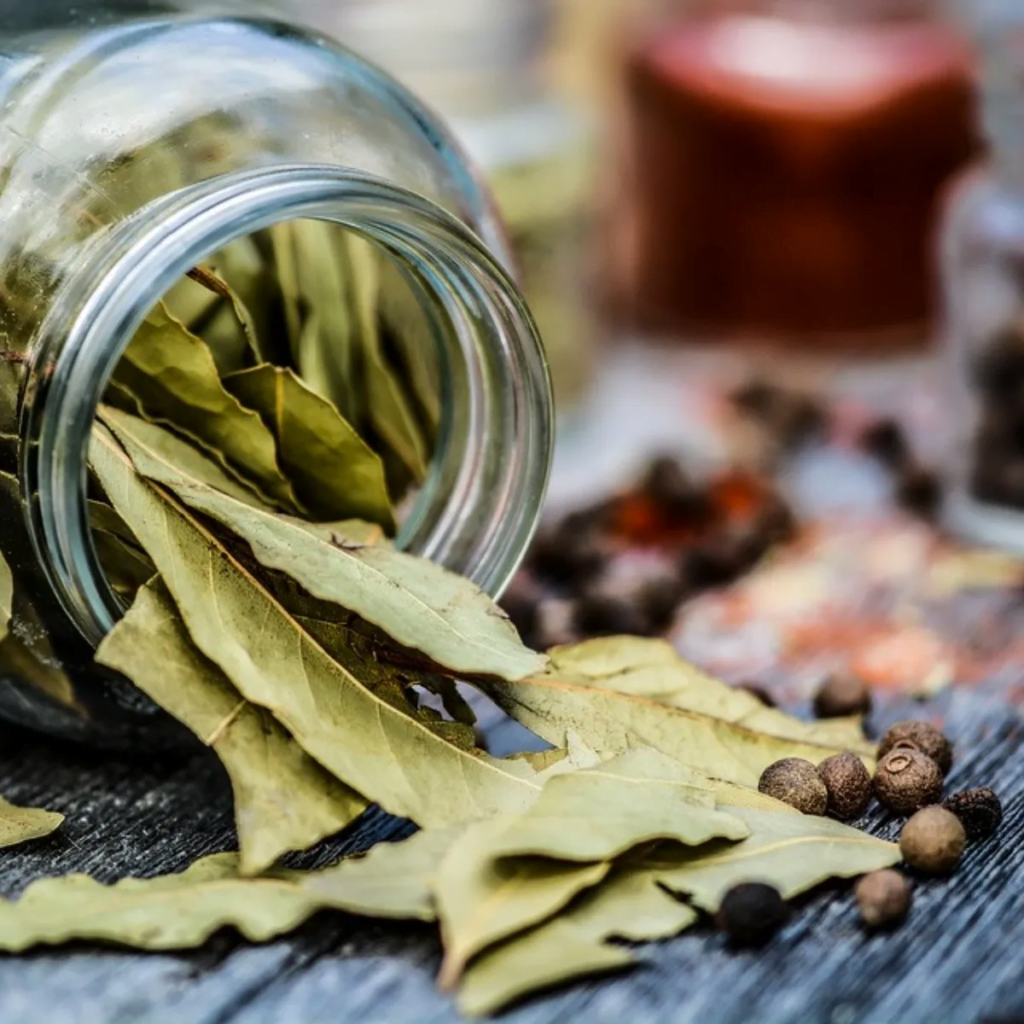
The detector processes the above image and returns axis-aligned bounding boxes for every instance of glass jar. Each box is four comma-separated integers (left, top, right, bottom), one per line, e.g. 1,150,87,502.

623,0,977,347
286,0,600,407
943,1,1024,550
0,2,553,744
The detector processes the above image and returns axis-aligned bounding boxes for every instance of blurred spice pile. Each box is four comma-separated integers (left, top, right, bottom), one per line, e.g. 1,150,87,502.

503,381,1024,704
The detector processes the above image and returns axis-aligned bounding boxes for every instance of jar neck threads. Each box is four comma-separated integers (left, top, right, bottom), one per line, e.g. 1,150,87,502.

22,164,553,646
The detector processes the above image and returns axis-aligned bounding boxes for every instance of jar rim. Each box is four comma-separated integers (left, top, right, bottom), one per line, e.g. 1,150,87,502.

22,163,553,647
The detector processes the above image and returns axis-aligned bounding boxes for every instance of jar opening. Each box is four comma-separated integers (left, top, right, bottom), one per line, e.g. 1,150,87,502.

22,164,553,647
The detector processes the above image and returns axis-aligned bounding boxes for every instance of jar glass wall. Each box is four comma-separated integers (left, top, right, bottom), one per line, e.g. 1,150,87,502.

0,5,553,744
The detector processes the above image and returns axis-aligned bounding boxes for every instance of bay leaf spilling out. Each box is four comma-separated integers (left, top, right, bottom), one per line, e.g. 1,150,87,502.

101,408,546,682
96,580,367,876
89,425,541,828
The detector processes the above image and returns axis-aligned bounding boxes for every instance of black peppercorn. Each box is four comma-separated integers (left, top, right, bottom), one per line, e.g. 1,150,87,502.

859,419,911,472
813,674,872,720
896,466,943,521
681,536,750,591
877,721,953,776
574,592,652,638
900,806,966,874
855,870,912,930
758,758,828,815
943,788,1003,842
818,753,872,821
873,748,944,815
639,456,711,521
716,883,790,947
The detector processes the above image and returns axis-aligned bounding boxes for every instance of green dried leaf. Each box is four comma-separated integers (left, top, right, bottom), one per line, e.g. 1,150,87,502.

644,806,902,912
486,748,748,863
457,869,695,1017
223,364,395,531
297,825,466,922
0,549,11,645
543,638,874,758
0,796,63,850
96,580,367,875
485,653,865,788
89,426,541,828
111,305,302,513
183,265,262,367
92,529,156,599
434,815,611,989
101,409,546,682
98,407,275,510
457,919,634,1018
345,235,430,492
0,853,323,952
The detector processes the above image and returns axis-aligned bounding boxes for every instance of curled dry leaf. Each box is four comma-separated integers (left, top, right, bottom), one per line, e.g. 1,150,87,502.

89,425,541,828
642,806,902,912
102,408,546,682
111,305,303,513
96,580,367,876
542,638,874,758
223,365,395,530
457,869,697,1017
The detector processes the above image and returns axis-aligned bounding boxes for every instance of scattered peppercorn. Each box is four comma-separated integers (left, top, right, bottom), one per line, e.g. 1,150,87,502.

943,788,1003,842
896,465,943,521
817,753,872,821
574,591,653,638
716,883,790,948
900,806,966,874
859,419,912,472
813,674,873,720
639,456,712,520
873,748,944,814
736,682,777,708
855,870,913,930
730,380,828,454
758,758,828,815
877,721,953,776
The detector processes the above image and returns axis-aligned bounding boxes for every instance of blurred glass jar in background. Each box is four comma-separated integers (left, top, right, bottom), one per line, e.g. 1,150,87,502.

285,0,601,408
943,0,1024,550
623,0,978,348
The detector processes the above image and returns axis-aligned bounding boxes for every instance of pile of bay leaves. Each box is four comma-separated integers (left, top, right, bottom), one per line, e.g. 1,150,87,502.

0,226,900,1017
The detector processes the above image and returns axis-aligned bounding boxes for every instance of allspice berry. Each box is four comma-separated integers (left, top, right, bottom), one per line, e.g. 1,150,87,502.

877,721,953,776
900,806,967,874
873,748,944,814
758,758,828,815
813,674,872,719
943,788,1003,842
855,870,912,930
818,753,872,821
716,883,790,947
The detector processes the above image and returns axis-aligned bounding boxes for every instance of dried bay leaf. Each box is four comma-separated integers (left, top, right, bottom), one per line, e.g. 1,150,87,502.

223,364,395,530
0,796,63,849
645,806,902,912
98,406,276,510
102,409,547,681
0,549,11,644
111,305,302,513
458,869,696,1017
96,580,367,875
486,748,748,863
434,815,611,989
182,265,261,371
543,638,874,758
484,674,861,788
297,825,466,922
0,853,324,952
89,427,541,828
458,919,634,1018
92,529,156,599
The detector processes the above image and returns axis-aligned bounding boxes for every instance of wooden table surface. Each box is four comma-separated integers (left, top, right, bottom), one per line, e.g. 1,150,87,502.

2,346,1023,1024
